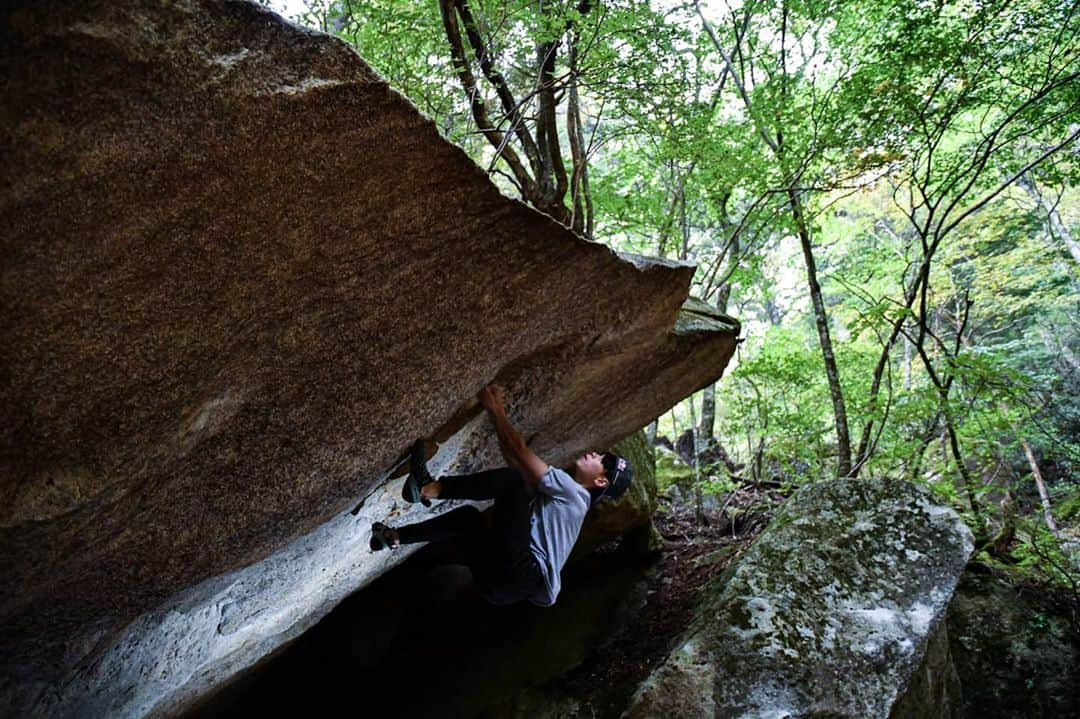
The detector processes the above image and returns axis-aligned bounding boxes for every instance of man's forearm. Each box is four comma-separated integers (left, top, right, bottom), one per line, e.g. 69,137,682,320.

488,405,531,480
478,383,546,485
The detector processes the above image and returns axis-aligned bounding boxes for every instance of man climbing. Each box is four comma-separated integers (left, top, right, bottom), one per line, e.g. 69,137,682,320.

369,384,632,607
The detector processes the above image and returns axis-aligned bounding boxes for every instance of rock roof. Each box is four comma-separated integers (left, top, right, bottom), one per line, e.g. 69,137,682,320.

0,1,738,714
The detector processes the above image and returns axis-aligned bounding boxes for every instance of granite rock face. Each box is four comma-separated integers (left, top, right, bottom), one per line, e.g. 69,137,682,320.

624,478,974,718
0,1,738,716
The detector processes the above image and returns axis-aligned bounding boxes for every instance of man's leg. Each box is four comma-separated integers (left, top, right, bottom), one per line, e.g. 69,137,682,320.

423,467,526,502
487,473,534,563
467,470,543,602
381,467,523,547
422,467,534,568
383,466,542,602
382,505,485,547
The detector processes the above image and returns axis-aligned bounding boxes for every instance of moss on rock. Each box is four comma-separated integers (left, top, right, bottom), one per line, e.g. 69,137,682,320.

625,477,974,718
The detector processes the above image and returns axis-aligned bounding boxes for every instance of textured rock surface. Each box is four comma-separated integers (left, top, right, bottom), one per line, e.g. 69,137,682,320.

0,1,737,716
624,478,974,718
947,565,1080,718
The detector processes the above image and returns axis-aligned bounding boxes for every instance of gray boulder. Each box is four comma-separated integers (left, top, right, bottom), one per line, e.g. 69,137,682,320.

624,477,974,718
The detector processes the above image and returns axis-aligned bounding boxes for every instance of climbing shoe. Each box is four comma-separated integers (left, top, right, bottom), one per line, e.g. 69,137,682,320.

401,439,434,506
370,522,400,552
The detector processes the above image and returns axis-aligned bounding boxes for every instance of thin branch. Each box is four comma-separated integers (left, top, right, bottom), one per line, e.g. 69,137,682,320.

938,124,1080,240
452,0,543,174
696,1,780,153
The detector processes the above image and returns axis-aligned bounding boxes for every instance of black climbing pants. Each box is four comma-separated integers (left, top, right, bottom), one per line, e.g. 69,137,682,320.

395,468,544,604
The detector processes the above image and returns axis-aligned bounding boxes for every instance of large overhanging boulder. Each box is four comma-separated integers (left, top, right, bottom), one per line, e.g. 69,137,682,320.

624,477,974,718
0,1,738,716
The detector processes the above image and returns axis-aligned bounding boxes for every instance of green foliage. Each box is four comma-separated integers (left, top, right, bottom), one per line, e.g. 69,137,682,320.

1058,495,1080,524
699,475,740,497
1011,521,1080,601
311,0,700,209
721,326,836,480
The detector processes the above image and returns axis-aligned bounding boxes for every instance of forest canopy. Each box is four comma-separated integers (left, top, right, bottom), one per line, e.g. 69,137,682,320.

270,0,1080,573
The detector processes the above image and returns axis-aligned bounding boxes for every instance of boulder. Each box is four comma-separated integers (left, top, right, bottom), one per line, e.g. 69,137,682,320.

624,477,974,718
947,564,1080,718
0,1,738,716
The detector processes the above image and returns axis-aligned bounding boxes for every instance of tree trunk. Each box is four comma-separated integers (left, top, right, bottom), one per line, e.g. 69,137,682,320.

907,411,942,482
566,28,592,238
1021,437,1058,534
942,405,981,520
440,0,589,227
645,419,659,447
687,394,707,525
764,298,783,326
988,491,1017,557
903,334,912,390
1039,326,1080,373
788,188,853,477
696,240,737,460
699,387,716,451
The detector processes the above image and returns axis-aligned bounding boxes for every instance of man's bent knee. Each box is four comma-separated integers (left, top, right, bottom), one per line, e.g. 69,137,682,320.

448,504,485,530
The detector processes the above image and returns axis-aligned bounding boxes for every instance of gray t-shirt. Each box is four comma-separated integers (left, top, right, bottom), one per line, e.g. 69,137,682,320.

528,466,590,606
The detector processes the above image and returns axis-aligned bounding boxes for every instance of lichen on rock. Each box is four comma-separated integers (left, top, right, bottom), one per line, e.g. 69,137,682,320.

624,477,974,719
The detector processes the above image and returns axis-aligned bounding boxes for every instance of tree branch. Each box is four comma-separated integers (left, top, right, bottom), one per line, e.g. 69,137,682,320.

439,0,535,195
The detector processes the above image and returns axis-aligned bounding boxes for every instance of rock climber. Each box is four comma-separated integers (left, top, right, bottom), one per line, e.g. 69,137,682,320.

369,383,632,607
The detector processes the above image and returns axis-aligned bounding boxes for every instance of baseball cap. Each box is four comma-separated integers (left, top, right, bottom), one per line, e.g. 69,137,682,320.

599,452,633,502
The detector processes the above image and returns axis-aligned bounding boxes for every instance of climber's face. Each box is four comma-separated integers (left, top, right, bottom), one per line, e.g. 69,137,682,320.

574,451,609,489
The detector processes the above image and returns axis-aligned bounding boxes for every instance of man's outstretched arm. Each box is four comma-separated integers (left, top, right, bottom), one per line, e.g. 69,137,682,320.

478,384,549,488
